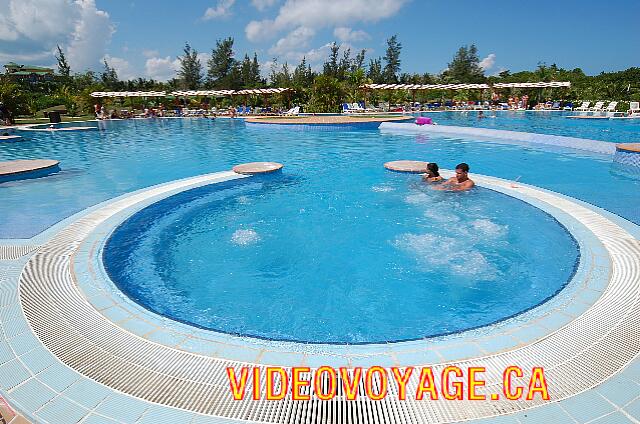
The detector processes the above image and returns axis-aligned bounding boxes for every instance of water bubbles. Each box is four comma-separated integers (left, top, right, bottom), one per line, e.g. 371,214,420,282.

231,229,260,246
404,192,430,205
371,184,395,192
470,219,508,238
236,195,251,204
393,233,496,278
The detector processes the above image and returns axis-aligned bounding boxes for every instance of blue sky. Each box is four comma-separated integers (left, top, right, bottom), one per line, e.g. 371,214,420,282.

1,0,639,81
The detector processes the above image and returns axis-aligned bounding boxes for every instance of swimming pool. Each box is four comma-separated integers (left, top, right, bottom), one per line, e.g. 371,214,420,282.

2,115,640,422
2,116,636,342
1,117,638,241
103,172,579,343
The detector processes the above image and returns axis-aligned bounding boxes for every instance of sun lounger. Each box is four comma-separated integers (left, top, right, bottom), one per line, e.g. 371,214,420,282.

590,101,605,112
629,102,640,115
605,101,618,113
575,101,590,111
284,106,300,116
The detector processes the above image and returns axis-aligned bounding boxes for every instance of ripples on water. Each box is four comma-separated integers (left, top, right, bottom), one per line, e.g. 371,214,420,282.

3,118,636,342
105,169,579,342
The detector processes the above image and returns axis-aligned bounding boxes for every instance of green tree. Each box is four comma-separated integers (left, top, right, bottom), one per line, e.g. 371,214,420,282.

306,74,345,113
101,58,119,89
240,54,252,87
367,57,383,83
346,68,366,102
337,47,351,80
323,42,340,77
352,49,367,73
0,77,28,115
293,57,315,87
445,44,485,83
177,43,202,89
382,35,402,83
269,58,280,86
250,53,262,86
55,45,71,77
207,37,237,88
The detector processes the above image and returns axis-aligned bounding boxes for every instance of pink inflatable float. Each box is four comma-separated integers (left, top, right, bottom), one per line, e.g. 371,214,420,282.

415,117,432,125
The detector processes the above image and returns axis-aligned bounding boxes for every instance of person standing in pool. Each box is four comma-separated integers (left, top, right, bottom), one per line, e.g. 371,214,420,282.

422,162,443,183
433,163,475,191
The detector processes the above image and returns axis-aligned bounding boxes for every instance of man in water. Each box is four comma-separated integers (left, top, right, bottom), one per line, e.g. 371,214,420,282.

433,163,475,191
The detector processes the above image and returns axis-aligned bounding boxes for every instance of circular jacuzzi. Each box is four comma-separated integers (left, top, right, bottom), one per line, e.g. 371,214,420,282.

103,172,579,344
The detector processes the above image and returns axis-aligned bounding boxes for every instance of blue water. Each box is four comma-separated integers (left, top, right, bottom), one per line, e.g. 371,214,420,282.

1,118,638,239
104,174,578,343
1,117,639,342
421,110,640,143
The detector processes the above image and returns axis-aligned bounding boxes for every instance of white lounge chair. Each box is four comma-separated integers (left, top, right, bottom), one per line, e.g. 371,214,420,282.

590,101,605,112
284,106,300,116
575,101,590,111
628,102,640,117
605,101,618,113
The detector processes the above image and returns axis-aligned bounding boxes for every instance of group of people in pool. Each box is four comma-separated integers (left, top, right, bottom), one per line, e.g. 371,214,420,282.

422,162,475,191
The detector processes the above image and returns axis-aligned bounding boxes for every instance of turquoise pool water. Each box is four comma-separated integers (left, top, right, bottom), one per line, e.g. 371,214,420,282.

1,118,638,240
421,110,640,143
104,170,578,343
1,117,638,342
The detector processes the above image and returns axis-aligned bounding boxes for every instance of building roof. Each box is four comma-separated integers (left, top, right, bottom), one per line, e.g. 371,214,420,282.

4,62,54,74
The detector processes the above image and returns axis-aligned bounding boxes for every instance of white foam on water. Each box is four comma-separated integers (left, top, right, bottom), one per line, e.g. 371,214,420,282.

236,195,251,204
470,219,508,238
404,192,430,205
372,184,395,192
423,207,460,223
394,233,496,278
231,229,260,245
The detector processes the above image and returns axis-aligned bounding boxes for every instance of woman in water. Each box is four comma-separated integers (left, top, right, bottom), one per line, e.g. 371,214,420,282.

422,162,443,183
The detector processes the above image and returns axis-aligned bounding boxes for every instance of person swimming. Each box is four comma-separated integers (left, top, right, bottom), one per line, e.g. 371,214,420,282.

433,162,475,191
422,162,443,182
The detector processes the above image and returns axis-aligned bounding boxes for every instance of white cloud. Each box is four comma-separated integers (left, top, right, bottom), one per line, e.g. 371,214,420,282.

144,52,210,81
142,49,159,58
2,0,77,42
145,56,180,81
246,19,276,42
196,52,211,67
269,26,315,56
251,0,278,11
491,67,508,77
0,0,113,71
203,0,236,20
67,0,115,71
0,49,52,62
479,53,496,71
333,27,369,42
245,0,406,42
103,54,136,81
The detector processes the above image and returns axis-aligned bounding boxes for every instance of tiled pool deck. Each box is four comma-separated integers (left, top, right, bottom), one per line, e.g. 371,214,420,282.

0,169,639,423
